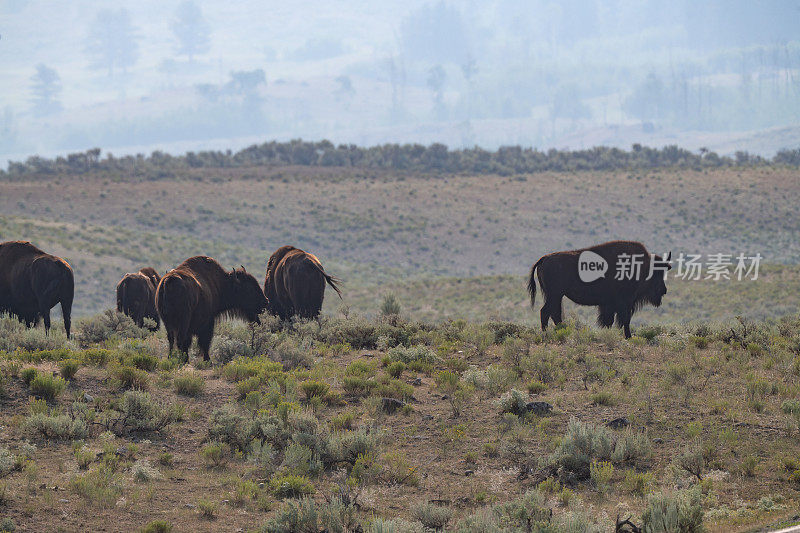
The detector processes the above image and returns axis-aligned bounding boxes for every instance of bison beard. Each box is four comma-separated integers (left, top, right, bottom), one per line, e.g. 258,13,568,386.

263,246,342,320
0,241,74,337
155,256,268,361
527,241,670,339
116,267,161,331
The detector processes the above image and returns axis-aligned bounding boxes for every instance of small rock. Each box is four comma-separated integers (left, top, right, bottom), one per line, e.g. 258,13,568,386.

411,378,422,386
115,446,127,456
188,428,196,434
222,499,230,504
653,438,664,444
525,401,553,415
83,393,94,403
362,352,374,358
464,470,474,476
59,499,70,503
422,414,434,421
441,394,449,400
606,417,629,429
381,397,406,414
258,482,265,489
185,503,196,509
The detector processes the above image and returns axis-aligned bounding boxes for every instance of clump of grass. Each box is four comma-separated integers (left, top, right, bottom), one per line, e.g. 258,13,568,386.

299,380,330,401
29,372,66,401
59,359,81,379
270,473,314,498
497,388,528,417
411,502,453,531
200,442,230,468
20,367,38,385
69,465,124,508
24,413,87,441
198,499,217,519
140,520,173,533
386,361,405,378
131,459,161,482
173,371,204,397
110,365,149,390
589,460,614,494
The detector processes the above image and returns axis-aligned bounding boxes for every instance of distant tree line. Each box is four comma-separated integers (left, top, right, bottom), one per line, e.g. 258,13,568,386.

3,140,799,180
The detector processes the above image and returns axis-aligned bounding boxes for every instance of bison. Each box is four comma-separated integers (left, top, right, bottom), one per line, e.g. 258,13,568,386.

155,256,268,361
263,245,342,320
527,241,670,339
0,241,74,337
116,267,161,331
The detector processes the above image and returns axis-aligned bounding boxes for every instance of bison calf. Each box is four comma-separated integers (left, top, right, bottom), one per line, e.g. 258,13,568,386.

528,240,670,338
0,241,74,337
264,245,342,320
156,256,268,361
116,267,161,331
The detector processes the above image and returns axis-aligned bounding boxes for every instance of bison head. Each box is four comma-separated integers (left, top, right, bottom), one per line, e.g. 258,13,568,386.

232,267,268,323
643,252,671,307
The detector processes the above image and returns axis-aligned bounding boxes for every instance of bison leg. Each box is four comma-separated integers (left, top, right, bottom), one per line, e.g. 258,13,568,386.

176,332,192,362
540,306,550,331
167,330,175,353
597,306,615,328
197,323,214,362
616,307,633,339
41,308,51,335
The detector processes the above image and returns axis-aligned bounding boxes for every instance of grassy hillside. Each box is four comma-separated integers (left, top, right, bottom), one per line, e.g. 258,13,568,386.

1,165,799,323
1,312,799,532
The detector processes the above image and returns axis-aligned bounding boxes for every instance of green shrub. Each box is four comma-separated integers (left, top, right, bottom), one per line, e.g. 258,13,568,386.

208,404,254,451
527,380,547,394
198,499,217,519
270,474,314,498
200,442,230,468
76,309,148,344
299,380,330,401
82,348,112,367
589,460,614,494
411,502,453,531
20,367,38,385
111,365,149,390
380,293,401,316
59,359,81,379
547,418,614,479
590,390,616,406
259,496,360,533
140,520,173,533
173,371,204,396
342,376,376,396
29,372,66,401
497,388,528,417
641,487,704,532
386,361,405,378
69,465,123,508
386,345,437,366
114,390,173,434
129,353,159,372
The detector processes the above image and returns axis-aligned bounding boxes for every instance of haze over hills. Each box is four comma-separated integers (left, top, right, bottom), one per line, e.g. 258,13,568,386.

3,0,800,163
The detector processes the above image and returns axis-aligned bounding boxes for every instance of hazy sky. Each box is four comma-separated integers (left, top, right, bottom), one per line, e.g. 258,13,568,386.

2,0,800,162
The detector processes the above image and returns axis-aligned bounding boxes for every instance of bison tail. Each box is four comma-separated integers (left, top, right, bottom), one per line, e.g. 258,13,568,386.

527,257,544,308
325,274,343,300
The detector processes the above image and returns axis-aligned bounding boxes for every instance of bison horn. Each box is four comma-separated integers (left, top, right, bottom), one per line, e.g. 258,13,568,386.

665,251,672,262
240,264,246,272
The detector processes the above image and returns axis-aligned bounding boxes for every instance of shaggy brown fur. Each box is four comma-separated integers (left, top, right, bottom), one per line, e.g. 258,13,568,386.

527,240,670,338
264,245,342,320
155,256,267,361
0,241,74,336
116,268,161,331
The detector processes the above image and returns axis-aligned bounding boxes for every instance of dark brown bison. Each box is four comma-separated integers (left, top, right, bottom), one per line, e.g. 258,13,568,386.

0,241,74,336
263,246,342,320
527,241,670,338
155,256,268,361
116,267,161,331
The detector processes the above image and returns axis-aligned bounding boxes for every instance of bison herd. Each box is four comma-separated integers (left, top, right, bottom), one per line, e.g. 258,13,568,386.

0,239,671,357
